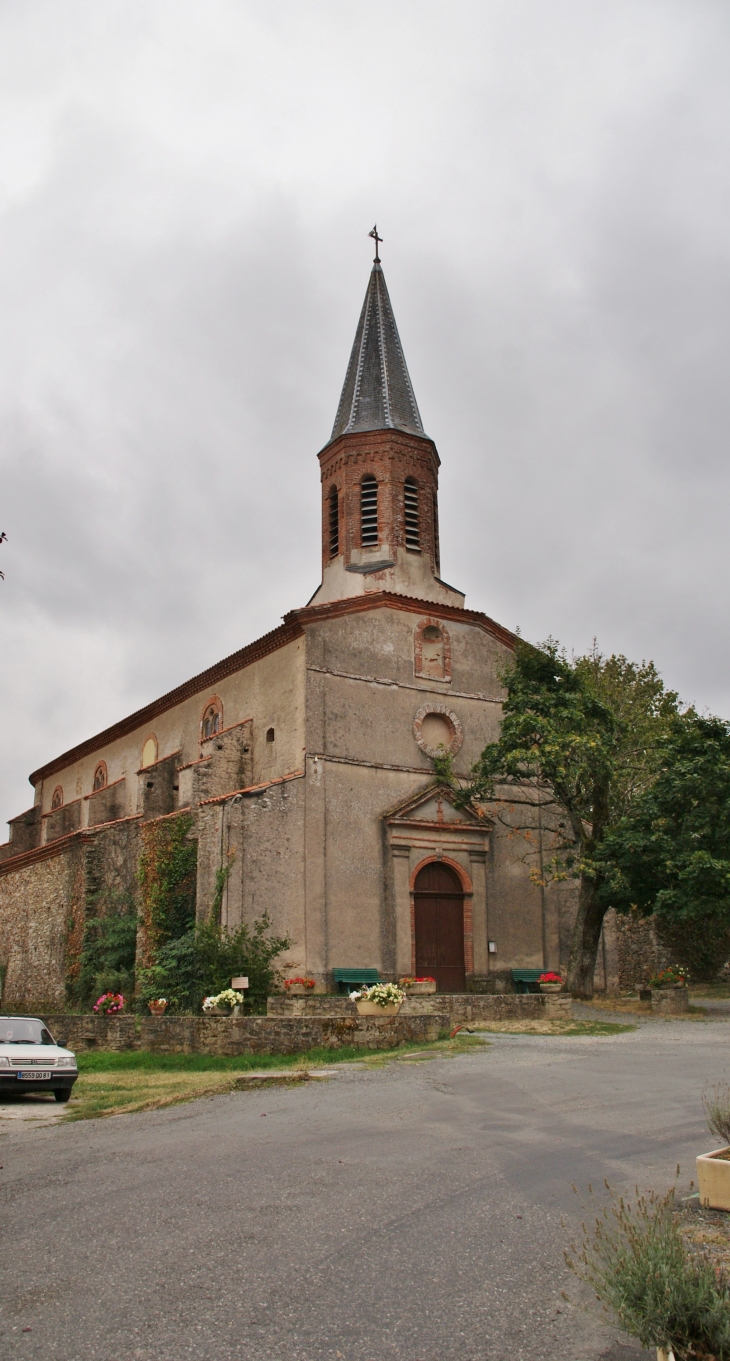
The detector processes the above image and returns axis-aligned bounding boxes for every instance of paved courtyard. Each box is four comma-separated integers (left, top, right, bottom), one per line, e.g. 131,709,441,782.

1,1016,728,1361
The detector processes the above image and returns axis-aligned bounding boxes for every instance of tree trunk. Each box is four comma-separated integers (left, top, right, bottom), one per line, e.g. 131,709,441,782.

565,874,607,999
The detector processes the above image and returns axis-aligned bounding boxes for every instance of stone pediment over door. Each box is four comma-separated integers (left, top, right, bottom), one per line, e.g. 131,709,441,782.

384,782,491,847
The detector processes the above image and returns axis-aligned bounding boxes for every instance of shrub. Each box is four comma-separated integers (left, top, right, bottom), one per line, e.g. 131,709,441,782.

566,1182,730,1359
703,1080,730,1147
70,907,138,1010
136,914,291,1014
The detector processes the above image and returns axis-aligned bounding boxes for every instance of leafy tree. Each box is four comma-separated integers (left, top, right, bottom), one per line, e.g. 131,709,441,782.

599,713,730,979
136,914,291,1015
461,640,680,997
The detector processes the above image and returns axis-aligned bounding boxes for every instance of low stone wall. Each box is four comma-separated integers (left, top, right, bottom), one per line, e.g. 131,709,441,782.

267,992,571,1022
44,1014,138,1051
42,1012,449,1054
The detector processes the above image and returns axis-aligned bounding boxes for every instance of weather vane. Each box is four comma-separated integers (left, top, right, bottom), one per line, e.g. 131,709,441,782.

369,224,382,263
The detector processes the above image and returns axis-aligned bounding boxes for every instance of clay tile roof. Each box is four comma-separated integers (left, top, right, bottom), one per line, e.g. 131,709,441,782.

330,263,425,441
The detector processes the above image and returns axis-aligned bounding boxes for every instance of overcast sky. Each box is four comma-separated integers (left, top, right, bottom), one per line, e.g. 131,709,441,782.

1,0,729,830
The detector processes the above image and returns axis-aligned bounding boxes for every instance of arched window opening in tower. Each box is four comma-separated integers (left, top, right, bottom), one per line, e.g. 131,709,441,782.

328,486,339,558
93,762,107,792
51,786,63,811
360,475,378,547
404,479,420,550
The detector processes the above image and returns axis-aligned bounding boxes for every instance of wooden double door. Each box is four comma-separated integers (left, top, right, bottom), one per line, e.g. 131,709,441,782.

414,862,466,993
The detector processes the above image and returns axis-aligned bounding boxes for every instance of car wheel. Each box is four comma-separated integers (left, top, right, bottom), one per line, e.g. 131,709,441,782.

53,1089,71,1103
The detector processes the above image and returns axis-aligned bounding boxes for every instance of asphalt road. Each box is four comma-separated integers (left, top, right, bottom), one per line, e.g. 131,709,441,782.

1,1018,728,1361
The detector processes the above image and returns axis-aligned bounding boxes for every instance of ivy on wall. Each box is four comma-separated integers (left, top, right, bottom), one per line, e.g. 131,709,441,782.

138,813,198,969
66,838,139,1010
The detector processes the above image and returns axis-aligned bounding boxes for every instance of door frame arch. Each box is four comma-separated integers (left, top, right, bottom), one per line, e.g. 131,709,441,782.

409,856,474,977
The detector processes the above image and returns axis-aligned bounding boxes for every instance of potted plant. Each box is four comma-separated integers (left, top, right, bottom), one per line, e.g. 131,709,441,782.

398,976,437,995
649,965,688,989
649,966,690,1014
93,992,125,1015
202,988,244,1017
697,1079,730,1212
538,971,563,993
350,982,406,1016
147,998,168,1016
283,977,316,996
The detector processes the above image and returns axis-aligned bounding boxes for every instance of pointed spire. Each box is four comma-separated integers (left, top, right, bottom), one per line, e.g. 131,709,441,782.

331,258,425,441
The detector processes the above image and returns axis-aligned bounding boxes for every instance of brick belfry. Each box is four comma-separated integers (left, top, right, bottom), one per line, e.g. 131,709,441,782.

0,234,604,1010
312,242,462,609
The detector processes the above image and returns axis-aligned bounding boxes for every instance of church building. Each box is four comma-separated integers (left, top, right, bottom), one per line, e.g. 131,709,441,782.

0,248,592,1007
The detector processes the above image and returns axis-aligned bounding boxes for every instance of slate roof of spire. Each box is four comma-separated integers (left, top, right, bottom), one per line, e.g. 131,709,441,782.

331,263,426,441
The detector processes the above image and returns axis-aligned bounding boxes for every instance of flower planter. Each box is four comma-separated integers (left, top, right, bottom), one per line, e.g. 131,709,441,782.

539,983,563,993
285,985,312,996
696,1146,730,1211
657,1349,676,1361
356,1000,402,1017
404,982,436,995
148,1002,168,1016
204,1005,228,1017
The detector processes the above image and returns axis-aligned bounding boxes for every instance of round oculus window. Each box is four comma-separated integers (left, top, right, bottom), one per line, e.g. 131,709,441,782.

413,704,464,758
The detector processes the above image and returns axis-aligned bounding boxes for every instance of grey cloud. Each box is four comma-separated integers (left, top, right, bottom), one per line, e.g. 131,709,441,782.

1,0,730,827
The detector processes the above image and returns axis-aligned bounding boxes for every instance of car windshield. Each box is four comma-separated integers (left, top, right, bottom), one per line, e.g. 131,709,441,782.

0,1018,55,1045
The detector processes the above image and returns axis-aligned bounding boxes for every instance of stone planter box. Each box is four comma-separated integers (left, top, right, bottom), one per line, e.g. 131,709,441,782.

539,983,563,994
355,1000,402,1017
697,1146,730,1211
404,982,436,995
651,987,689,1015
284,985,314,997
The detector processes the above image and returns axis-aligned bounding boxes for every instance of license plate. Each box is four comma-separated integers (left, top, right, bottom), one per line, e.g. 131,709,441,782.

17,1071,51,1081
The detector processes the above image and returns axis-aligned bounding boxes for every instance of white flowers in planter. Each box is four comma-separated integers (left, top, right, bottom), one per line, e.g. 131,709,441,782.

203,989,244,1012
349,983,406,1007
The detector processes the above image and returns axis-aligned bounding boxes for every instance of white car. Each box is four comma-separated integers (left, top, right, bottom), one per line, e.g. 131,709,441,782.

0,1016,78,1102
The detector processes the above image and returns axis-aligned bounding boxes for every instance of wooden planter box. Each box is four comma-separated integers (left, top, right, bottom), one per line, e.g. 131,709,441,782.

697,1146,730,1211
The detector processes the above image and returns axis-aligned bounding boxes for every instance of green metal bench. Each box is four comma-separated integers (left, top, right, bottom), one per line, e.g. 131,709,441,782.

333,968,380,995
511,968,544,994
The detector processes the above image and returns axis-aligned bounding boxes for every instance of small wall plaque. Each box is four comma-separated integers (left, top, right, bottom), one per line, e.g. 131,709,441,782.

231,976,249,990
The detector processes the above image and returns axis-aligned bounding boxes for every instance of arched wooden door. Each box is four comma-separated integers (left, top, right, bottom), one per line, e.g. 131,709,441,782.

414,862,465,993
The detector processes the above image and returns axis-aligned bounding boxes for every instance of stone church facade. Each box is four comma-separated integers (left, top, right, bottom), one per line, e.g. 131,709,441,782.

0,255,613,1008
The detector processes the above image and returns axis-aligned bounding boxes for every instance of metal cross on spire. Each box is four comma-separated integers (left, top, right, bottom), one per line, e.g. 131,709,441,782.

368,224,382,263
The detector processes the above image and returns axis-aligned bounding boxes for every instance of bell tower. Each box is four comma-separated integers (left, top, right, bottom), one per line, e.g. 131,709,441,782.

309,240,464,609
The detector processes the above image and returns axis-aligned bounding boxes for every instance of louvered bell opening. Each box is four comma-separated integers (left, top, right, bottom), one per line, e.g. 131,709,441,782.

404,479,420,549
328,488,339,557
360,476,378,547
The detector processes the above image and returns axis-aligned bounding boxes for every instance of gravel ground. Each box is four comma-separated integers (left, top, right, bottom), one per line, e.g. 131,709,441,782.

1,1017,728,1361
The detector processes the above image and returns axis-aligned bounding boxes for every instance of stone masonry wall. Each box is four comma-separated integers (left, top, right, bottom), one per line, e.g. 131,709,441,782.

0,843,83,1010
616,912,671,990
267,992,570,1022
43,1012,449,1054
